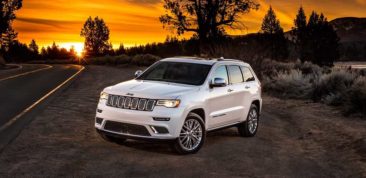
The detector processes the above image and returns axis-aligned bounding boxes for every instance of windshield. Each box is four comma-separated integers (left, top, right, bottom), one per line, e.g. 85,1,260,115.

137,61,212,85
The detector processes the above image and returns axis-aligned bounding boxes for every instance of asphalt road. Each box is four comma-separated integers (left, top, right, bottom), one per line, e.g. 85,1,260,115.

0,64,81,128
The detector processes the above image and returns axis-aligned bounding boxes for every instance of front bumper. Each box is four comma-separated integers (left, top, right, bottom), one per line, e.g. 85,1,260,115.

95,101,186,140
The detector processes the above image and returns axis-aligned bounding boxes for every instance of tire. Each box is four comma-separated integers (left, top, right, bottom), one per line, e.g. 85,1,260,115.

238,104,259,137
97,129,127,144
173,113,206,154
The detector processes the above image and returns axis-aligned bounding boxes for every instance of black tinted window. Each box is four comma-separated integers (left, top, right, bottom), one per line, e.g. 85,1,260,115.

241,66,255,82
228,65,244,84
211,65,228,84
137,62,212,85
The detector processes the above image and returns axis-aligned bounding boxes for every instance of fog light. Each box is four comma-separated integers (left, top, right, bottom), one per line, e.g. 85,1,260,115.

153,117,170,121
96,117,103,124
97,109,103,113
149,126,169,134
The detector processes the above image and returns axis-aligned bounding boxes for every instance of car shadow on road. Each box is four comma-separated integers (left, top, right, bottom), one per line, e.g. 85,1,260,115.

105,128,241,155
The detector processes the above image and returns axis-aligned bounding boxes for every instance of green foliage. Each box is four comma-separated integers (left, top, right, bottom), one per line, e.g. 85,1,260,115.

80,16,111,57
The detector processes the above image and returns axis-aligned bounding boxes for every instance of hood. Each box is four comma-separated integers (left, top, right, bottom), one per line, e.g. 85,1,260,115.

104,79,199,99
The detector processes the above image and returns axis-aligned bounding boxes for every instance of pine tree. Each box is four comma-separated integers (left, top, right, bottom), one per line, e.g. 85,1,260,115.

260,6,288,60
292,6,308,62
28,39,39,53
261,6,283,34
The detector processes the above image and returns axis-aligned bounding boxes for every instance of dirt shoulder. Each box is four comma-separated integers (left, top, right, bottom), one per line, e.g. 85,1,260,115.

0,65,365,177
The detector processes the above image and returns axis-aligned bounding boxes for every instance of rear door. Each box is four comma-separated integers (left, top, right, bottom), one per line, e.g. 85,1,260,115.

225,65,247,123
240,66,259,121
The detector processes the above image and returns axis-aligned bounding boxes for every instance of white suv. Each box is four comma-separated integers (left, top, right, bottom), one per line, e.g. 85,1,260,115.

95,57,262,154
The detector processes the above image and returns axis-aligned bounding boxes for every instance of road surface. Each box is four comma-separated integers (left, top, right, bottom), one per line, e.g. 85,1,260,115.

0,64,82,148
0,66,364,177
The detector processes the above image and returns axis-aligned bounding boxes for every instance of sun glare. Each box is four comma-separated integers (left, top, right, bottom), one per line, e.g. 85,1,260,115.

59,43,84,57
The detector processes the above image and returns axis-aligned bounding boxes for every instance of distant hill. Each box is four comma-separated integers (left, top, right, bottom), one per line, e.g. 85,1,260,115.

330,17,366,43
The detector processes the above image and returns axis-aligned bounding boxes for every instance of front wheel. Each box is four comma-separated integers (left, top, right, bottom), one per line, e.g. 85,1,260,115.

238,104,259,137
173,113,206,154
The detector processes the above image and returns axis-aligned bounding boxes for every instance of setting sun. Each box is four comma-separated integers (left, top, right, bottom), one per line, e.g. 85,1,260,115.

59,43,84,57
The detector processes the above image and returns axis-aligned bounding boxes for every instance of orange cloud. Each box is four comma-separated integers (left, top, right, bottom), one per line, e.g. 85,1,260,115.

12,0,366,50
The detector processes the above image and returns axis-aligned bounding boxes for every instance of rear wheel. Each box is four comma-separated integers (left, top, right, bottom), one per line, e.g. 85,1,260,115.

238,104,259,137
97,129,127,144
173,113,206,154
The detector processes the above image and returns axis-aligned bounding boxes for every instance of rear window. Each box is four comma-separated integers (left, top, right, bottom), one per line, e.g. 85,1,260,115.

241,66,255,82
227,65,244,84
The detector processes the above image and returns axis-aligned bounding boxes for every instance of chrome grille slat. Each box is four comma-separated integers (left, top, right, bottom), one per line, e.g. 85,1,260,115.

124,97,131,109
107,95,155,111
138,99,147,110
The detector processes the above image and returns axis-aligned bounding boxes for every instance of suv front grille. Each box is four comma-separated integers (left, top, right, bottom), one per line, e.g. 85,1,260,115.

106,94,156,111
104,121,151,136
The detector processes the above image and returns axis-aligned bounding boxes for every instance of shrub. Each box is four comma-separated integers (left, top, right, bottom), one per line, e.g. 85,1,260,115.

294,60,322,76
131,54,161,66
344,77,366,117
312,69,357,102
86,55,131,65
263,69,313,99
260,59,294,79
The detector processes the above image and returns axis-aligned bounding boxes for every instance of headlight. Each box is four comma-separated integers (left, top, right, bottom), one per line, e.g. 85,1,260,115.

100,92,109,100
156,99,180,108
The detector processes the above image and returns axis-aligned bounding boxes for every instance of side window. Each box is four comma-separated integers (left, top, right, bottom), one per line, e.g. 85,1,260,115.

211,65,229,85
241,66,255,82
228,65,244,84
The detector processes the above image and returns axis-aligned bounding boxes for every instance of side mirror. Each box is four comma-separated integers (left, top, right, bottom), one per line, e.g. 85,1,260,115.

135,70,143,78
210,78,227,88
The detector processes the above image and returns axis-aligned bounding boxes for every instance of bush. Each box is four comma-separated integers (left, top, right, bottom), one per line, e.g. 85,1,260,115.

86,55,131,65
294,60,323,76
260,59,294,79
344,77,366,116
131,54,161,66
263,69,313,99
312,69,357,103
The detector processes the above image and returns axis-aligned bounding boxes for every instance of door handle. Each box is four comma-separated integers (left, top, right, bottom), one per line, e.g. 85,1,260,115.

245,86,250,89
227,89,234,92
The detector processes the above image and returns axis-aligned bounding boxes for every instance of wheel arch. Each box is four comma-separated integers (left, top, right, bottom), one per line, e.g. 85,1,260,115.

252,100,261,113
189,108,205,123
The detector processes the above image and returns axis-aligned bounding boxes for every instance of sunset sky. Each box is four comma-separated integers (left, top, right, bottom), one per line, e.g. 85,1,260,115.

12,0,366,53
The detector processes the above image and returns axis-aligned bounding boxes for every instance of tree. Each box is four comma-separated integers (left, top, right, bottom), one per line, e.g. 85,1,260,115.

115,43,126,55
292,6,307,62
306,12,339,66
159,0,259,42
28,39,39,53
0,0,22,66
292,8,339,66
261,6,282,34
80,16,110,57
260,6,288,60
0,26,18,51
